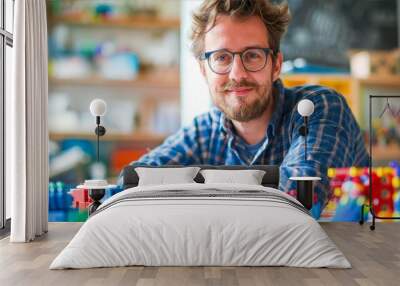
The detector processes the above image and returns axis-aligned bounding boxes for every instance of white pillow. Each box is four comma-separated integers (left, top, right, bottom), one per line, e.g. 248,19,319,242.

135,167,201,186
200,169,266,185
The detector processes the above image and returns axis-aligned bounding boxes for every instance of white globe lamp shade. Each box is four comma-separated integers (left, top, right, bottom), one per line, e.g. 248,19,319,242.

297,99,314,117
90,99,107,117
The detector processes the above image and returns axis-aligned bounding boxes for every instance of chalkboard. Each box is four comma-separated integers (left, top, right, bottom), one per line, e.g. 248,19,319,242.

276,0,398,68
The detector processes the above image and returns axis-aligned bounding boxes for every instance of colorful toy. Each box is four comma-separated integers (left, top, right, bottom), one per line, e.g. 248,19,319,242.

323,161,400,221
49,182,123,222
69,188,93,209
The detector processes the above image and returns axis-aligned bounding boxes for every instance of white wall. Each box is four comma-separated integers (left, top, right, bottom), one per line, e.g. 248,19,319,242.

180,0,211,126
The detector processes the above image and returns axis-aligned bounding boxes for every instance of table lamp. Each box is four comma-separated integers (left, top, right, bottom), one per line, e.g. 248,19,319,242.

290,99,321,210
78,99,115,215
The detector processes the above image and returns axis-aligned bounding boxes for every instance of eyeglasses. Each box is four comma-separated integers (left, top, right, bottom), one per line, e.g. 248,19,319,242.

200,47,275,75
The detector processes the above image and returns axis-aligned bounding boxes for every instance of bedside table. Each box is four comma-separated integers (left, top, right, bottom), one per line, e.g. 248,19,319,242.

289,176,321,210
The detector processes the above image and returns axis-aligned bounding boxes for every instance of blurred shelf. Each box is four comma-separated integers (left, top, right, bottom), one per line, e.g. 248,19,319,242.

49,15,180,29
282,73,350,81
355,75,400,88
49,131,167,142
372,144,400,161
282,74,400,87
49,70,180,90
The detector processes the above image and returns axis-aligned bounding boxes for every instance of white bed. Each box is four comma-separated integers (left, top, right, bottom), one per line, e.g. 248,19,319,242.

50,183,351,269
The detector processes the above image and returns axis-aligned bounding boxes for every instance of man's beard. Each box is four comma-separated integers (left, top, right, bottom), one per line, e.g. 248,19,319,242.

213,78,272,122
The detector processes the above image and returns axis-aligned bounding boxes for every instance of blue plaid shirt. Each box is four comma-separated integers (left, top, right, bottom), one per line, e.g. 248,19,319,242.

131,79,369,218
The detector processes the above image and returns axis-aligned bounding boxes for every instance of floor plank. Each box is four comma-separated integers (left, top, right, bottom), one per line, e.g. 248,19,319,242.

0,222,399,286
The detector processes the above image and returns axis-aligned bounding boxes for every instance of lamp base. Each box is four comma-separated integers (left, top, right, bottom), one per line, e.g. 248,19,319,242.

88,188,105,215
289,177,321,210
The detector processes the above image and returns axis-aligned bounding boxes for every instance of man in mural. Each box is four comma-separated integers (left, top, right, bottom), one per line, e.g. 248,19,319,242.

127,0,369,218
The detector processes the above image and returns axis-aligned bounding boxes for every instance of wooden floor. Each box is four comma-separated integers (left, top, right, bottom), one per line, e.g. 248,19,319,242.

0,222,399,286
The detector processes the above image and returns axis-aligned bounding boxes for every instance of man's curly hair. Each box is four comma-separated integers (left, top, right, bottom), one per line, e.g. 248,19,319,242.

190,0,290,58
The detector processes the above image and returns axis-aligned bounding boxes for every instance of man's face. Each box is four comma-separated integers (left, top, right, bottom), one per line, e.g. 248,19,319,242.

200,15,282,122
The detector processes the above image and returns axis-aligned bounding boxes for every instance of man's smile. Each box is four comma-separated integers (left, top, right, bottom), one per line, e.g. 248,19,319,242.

226,87,253,96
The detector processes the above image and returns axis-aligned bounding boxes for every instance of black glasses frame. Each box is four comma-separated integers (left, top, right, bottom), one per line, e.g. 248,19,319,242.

200,47,275,75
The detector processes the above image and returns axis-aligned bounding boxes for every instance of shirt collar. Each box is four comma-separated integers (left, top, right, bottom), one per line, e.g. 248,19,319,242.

219,79,286,138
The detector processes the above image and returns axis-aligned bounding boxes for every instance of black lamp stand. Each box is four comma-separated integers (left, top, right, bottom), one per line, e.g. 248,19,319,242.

295,180,314,210
290,115,321,210
88,116,106,216
299,116,309,161
95,116,106,162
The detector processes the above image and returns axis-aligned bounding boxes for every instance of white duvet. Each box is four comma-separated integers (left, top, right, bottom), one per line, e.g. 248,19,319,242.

50,183,351,269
